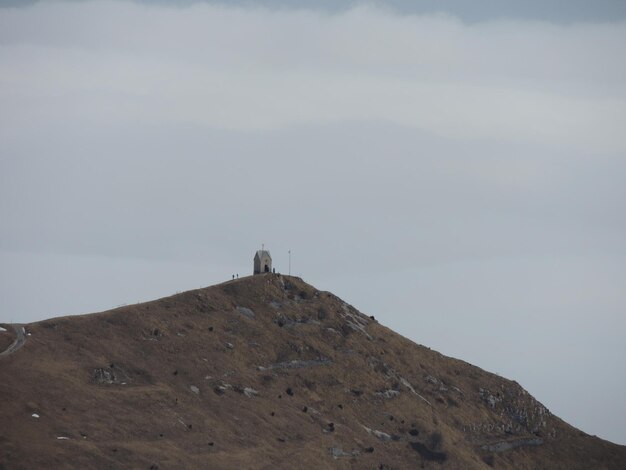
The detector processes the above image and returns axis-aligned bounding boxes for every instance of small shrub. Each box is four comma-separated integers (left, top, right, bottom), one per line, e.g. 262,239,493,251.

429,431,443,450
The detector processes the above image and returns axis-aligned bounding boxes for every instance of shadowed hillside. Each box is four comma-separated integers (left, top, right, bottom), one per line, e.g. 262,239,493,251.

0,274,624,469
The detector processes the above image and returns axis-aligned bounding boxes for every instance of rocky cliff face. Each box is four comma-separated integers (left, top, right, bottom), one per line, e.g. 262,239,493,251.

0,274,624,469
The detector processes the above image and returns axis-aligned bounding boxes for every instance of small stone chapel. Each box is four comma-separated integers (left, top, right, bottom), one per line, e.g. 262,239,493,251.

253,247,272,275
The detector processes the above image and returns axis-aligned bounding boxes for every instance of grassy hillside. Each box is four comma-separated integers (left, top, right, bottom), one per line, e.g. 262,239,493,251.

0,274,624,469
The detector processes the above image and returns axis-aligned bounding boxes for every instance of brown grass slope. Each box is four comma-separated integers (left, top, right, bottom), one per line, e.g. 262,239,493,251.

0,329,14,352
0,274,624,469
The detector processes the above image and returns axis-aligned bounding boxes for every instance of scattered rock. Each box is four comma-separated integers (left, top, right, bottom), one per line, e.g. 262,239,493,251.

425,375,449,392
93,368,115,384
243,387,258,398
261,358,332,370
363,426,400,442
481,437,544,453
330,447,361,459
236,306,255,319
225,342,234,349
339,302,372,339
479,388,501,408
398,376,432,407
93,367,128,385
330,447,349,458
31,413,39,419
374,390,400,400
274,313,287,327
190,385,200,395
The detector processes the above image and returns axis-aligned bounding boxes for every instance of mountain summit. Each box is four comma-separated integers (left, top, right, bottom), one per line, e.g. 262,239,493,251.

0,274,624,468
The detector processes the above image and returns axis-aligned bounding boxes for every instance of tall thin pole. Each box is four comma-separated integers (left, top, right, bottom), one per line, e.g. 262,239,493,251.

288,250,291,276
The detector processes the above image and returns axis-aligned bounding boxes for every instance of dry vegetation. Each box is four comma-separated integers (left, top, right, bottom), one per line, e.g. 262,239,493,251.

0,274,624,469
0,327,14,352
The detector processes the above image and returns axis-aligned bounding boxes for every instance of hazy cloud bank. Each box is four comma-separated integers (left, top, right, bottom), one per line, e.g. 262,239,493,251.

1,2,626,151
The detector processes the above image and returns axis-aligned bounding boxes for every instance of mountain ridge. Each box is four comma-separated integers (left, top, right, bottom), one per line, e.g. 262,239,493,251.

0,273,624,469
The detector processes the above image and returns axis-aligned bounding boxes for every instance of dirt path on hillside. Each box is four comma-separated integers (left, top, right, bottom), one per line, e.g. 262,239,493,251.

0,324,27,358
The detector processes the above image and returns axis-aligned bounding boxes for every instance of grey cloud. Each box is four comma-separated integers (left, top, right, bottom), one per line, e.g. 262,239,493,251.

4,0,626,23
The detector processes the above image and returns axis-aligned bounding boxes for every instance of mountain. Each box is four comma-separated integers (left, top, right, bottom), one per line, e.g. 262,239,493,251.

0,274,624,469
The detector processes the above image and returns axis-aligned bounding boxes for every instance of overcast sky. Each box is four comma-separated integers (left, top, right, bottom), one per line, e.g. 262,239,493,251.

1,0,625,445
